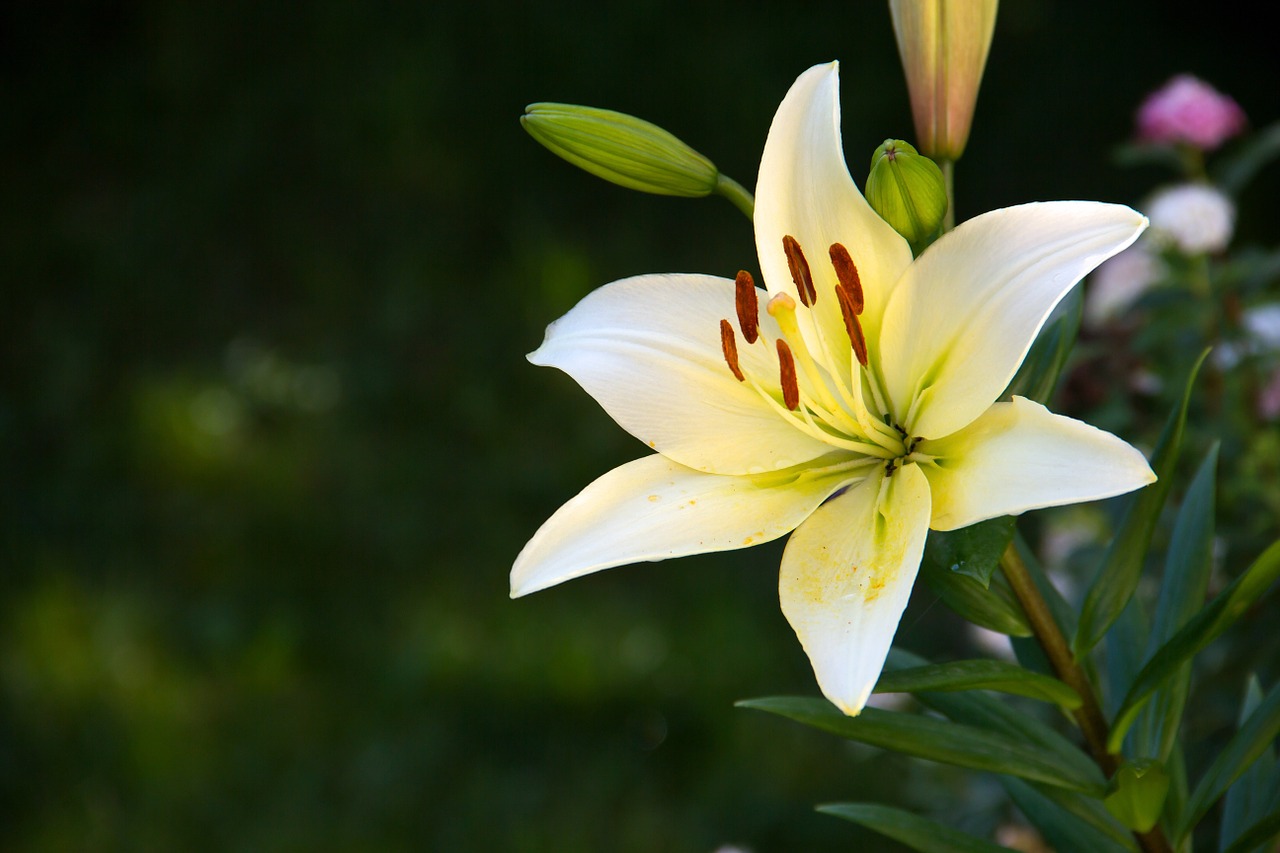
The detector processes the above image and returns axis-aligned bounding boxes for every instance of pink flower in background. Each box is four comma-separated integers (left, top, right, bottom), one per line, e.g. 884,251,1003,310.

1137,74,1246,150
1259,366,1280,422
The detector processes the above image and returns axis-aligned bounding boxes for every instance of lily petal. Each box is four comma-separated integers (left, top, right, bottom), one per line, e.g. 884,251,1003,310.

878,202,1147,439
512,453,865,597
530,273,835,475
778,464,932,715
922,396,1157,531
754,62,913,369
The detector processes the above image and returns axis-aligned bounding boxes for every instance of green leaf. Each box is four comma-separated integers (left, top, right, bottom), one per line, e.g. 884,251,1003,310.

1019,782,1140,852
884,650,1095,778
1177,678,1280,841
1131,444,1218,762
1001,778,1136,853
737,696,1105,794
818,802,1014,853
874,659,1080,709
919,527,1031,637
1109,539,1280,751
1221,678,1279,852
926,517,1017,587
1221,811,1280,853
1004,285,1083,404
1074,350,1208,657
1104,599,1149,719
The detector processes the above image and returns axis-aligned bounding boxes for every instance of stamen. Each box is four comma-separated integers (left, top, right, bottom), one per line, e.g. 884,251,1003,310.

776,340,800,410
719,319,745,381
828,242,864,315
782,235,817,307
836,286,869,366
734,270,759,344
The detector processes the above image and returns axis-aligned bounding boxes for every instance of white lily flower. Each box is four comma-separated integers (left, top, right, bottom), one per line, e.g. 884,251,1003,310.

511,62,1156,716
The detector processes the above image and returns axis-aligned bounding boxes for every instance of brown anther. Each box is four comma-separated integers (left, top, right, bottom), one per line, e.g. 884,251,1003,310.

776,339,800,410
782,235,817,307
836,286,869,366
734,270,759,344
720,319,745,382
828,242,864,315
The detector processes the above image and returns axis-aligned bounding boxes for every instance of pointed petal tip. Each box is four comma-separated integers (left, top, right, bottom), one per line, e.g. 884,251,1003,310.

828,684,873,717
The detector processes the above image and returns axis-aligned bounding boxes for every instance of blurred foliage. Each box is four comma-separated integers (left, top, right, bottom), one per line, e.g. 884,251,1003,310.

2,1,1278,850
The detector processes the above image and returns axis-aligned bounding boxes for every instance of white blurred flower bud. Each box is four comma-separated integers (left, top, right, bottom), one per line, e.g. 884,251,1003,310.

1085,242,1161,327
1145,184,1235,254
1243,303,1280,352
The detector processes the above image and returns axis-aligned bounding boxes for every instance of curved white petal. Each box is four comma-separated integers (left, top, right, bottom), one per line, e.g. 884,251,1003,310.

922,396,1157,531
530,274,835,475
754,62,913,377
878,202,1147,439
779,463,932,716
512,454,864,597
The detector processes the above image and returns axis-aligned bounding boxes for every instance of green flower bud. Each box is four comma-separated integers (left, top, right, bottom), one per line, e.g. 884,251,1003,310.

521,103,720,198
865,139,948,248
1104,759,1170,833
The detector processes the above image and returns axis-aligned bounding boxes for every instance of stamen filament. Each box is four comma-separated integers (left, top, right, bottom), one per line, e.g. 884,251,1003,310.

767,293,857,429
849,370,908,456
742,370,896,458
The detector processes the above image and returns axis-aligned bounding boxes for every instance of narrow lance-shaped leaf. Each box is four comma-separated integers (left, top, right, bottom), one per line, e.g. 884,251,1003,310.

1074,350,1208,656
1177,678,1280,841
1221,811,1280,853
884,649,1097,779
1105,599,1149,720
1001,778,1136,853
875,659,1081,709
1132,444,1219,761
1220,677,1279,852
818,802,1015,853
738,696,1105,794
1109,538,1280,751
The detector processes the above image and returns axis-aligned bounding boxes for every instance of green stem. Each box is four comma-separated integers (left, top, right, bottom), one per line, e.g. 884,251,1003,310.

715,173,755,220
999,543,1173,853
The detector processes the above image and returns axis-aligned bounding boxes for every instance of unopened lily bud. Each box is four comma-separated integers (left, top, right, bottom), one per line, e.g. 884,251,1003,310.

1104,759,1169,833
865,139,948,247
889,0,998,160
521,103,719,197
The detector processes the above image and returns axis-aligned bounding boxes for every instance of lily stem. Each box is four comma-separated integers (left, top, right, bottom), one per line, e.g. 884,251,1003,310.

715,173,755,220
998,542,1173,853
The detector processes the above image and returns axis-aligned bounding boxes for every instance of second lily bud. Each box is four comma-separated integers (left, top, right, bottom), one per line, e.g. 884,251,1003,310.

865,139,948,250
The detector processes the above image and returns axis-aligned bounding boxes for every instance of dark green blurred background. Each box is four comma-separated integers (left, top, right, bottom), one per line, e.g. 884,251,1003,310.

3,2,1277,850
